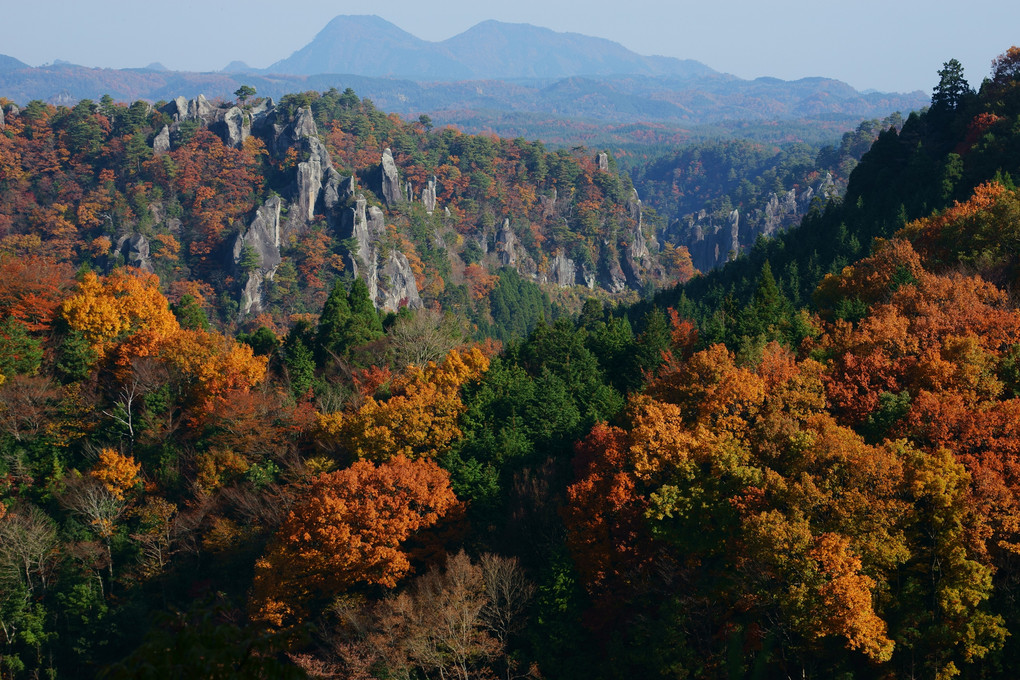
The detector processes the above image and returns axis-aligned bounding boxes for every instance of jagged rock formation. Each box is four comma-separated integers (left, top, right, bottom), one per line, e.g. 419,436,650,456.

152,125,170,155
378,251,422,310
0,106,4,129
380,148,403,206
601,248,628,293
117,234,153,273
621,188,654,286
296,162,322,222
231,196,283,315
663,173,837,272
161,94,250,149
338,194,421,312
323,170,356,211
422,176,437,214
496,219,519,267
548,253,577,287
142,92,659,316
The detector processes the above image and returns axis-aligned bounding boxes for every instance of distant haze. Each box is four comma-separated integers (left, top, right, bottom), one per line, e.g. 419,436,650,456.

1,0,1016,93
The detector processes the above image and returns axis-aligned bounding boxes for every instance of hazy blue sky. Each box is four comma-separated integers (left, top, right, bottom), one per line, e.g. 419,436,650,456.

2,0,1016,93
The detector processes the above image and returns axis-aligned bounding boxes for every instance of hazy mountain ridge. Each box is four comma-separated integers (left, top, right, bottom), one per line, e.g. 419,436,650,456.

0,59,927,148
267,15,715,80
0,16,926,147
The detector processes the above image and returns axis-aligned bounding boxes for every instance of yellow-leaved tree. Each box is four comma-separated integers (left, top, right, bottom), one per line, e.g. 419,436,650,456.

317,347,489,461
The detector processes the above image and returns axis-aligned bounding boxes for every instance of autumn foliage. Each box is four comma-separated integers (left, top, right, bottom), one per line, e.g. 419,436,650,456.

317,347,490,461
250,456,459,627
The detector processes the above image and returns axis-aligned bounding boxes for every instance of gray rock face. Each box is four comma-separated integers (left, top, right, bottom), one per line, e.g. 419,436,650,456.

601,251,627,293
323,168,343,211
232,196,283,270
378,251,422,312
339,195,372,272
762,190,798,237
164,96,188,121
292,106,317,140
153,125,170,155
339,175,357,204
231,197,283,315
380,148,402,206
187,94,216,121
496,219,518,266
423,176,437,214
296,160,323,222
322,172,356,213
549,253,576,287
238,272,268,316
337,195,421,311
596,152,609,172
666,171,843,273
540,188,557,217
117,234,153,273
0,106,4,129
222,106,249,148
3,104,18,119
580,262,597,289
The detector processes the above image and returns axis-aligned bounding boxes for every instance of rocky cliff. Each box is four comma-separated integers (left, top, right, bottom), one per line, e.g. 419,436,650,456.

660,173,837,272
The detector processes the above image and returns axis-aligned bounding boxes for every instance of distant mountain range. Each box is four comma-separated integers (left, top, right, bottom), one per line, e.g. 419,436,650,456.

0,15,928,146
266,15,715,80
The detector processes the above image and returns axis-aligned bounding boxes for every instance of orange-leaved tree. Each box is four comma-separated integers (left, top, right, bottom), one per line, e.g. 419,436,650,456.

250,455,459,627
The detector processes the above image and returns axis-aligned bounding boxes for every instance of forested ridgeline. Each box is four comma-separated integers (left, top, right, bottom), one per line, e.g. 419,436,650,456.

0,49,1020,679
0,85,684,346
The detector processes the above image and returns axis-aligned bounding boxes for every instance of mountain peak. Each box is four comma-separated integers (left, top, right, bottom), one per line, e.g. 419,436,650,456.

268,16,713,80
0,54,29,72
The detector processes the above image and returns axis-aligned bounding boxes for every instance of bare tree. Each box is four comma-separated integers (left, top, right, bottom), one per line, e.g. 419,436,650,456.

327,551,507,680
389,308,464,369
0,375,58,442
0,504,58,645
0,504,58,595
59,475,125,582
480,554,535,651
103,379,141,443
130,497,178,579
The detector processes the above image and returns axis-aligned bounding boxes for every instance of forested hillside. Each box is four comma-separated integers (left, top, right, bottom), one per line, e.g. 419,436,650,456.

1,47,1020,680
0,86,678,345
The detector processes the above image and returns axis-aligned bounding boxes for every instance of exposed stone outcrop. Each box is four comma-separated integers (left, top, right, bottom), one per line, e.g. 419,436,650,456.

165,96,188,121
665,172,842,273
339,195,373,276
159,95,252,149
153,125,170,155
600,249,627,293
423,176,437,214
296,160,323,222
540,188,557,217
549,253,577,287
323,170,356,211
117,234,153,273
596,152,609,172
495,219,518,267
292,106,317,140
231,196,283,315
380,148,402,206
378,251,422,311
0,106,4,129
622,223,650,287
338,194,421,312
187,94,217,121
220,106,249,148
